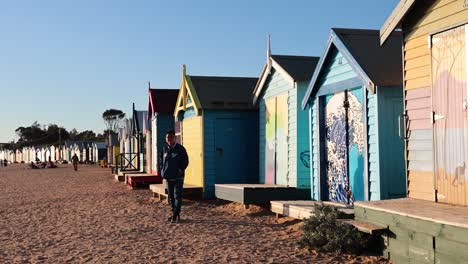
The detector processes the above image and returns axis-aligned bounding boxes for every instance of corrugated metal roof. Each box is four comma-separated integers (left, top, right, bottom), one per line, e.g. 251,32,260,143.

271,55,320,81
333,28,403,87
189,76,258,110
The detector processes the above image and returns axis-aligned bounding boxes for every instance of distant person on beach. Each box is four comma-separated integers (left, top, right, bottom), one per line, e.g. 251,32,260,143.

72,154,79,171
159,130,189,223
30,162,39,169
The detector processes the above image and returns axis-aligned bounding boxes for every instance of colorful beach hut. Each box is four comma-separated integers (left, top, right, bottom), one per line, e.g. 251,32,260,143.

92,142,107,163
173,65,259,198
147,87,179,175
301,28,406,204
347,2,468,263
215,48,320,204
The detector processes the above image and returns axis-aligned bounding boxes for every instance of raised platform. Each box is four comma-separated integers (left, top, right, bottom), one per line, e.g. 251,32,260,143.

355,198,468,263
150,182,203,201
215,184,310,205
270,200,354,220
126,174,162,188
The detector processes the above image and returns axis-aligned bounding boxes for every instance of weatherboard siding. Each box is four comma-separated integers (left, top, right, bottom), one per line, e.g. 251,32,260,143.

318,49,358,87
182,116,204,188
296,81,311,189
367,90,380,200
309,98,320,200
288,86,298,187
405,87,434,201
259,99,266,184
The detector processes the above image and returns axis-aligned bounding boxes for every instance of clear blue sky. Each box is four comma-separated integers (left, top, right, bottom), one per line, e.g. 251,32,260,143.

0,0,399,143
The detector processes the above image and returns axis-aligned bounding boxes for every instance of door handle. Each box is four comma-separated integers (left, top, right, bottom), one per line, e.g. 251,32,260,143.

398,113,408,140
216,148,223,156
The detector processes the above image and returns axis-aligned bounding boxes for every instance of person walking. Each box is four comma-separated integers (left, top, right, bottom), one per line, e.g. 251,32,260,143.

159,130,189,223
72,153,79,171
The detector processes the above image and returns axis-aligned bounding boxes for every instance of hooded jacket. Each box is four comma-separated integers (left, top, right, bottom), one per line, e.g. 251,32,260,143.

159,143,189,180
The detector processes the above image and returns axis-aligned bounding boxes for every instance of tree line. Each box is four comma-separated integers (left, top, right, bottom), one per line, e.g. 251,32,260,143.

1,108,126,150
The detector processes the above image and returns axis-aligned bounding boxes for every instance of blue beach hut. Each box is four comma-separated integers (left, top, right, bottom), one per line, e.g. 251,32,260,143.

301,28,406,204
174,65,259,198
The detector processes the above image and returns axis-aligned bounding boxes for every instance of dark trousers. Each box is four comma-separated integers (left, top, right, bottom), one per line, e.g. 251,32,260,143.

166,178,184,215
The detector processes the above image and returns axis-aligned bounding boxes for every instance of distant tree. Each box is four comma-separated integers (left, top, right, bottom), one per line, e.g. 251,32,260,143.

14,122,70,148
102,109,125,135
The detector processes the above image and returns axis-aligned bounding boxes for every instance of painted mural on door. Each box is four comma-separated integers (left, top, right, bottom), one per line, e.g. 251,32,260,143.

265,94,289,185
324,88,364,204
432,25,468,206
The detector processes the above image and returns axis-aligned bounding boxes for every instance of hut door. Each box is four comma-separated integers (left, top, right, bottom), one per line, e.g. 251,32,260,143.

215,118,245,183
265,94,289,185
324,88,364,204
431,25,468,206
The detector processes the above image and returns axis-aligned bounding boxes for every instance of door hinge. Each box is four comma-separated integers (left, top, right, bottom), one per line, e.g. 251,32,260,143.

431,112,444,123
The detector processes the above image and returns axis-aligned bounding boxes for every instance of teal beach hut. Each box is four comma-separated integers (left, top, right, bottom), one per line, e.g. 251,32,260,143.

301,28,406,204
215,45,319,204
254,53,319,189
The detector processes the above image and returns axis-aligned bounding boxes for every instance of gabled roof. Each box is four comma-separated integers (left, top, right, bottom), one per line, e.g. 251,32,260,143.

270,55,319,81
148,88,179,117
380,0,416,44
253,54,319,104
188,76,258,110
302,28,403,109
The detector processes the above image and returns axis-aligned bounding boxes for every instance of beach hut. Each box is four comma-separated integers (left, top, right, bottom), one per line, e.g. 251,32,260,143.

50,145,56,161
301,28,405,204
215,46,321,204
347,2,468,263
131,108,148,172
22,147,29,163
92,142,107,163
173,65,259,198
9,151,15,163
147,87,179,175
117,118,136,170
81,143,87,163
379,0,468,206
15,149,22,163
107,133,119,165
55,145,60,161
44,147,51,162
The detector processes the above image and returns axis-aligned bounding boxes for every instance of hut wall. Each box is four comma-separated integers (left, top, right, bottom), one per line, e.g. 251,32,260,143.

367,90,380,200
309,98,320,200
181,114,204,188
203,110,259,198
401,0,468,202
296,81,312,188
153,114,174,174
259,69,305,187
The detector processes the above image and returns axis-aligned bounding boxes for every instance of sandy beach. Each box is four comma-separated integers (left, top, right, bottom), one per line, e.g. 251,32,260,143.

0,164,388,263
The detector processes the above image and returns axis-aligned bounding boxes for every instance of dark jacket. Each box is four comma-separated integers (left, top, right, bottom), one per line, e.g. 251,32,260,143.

159,143,189,180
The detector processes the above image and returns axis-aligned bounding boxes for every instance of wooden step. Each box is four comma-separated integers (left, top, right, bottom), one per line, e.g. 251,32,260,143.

271,200,354,220
114,174,125,182
338,219,387,234
149,182,203,200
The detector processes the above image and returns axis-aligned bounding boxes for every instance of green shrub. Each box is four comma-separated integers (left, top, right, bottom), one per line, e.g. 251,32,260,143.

299,204,372,254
